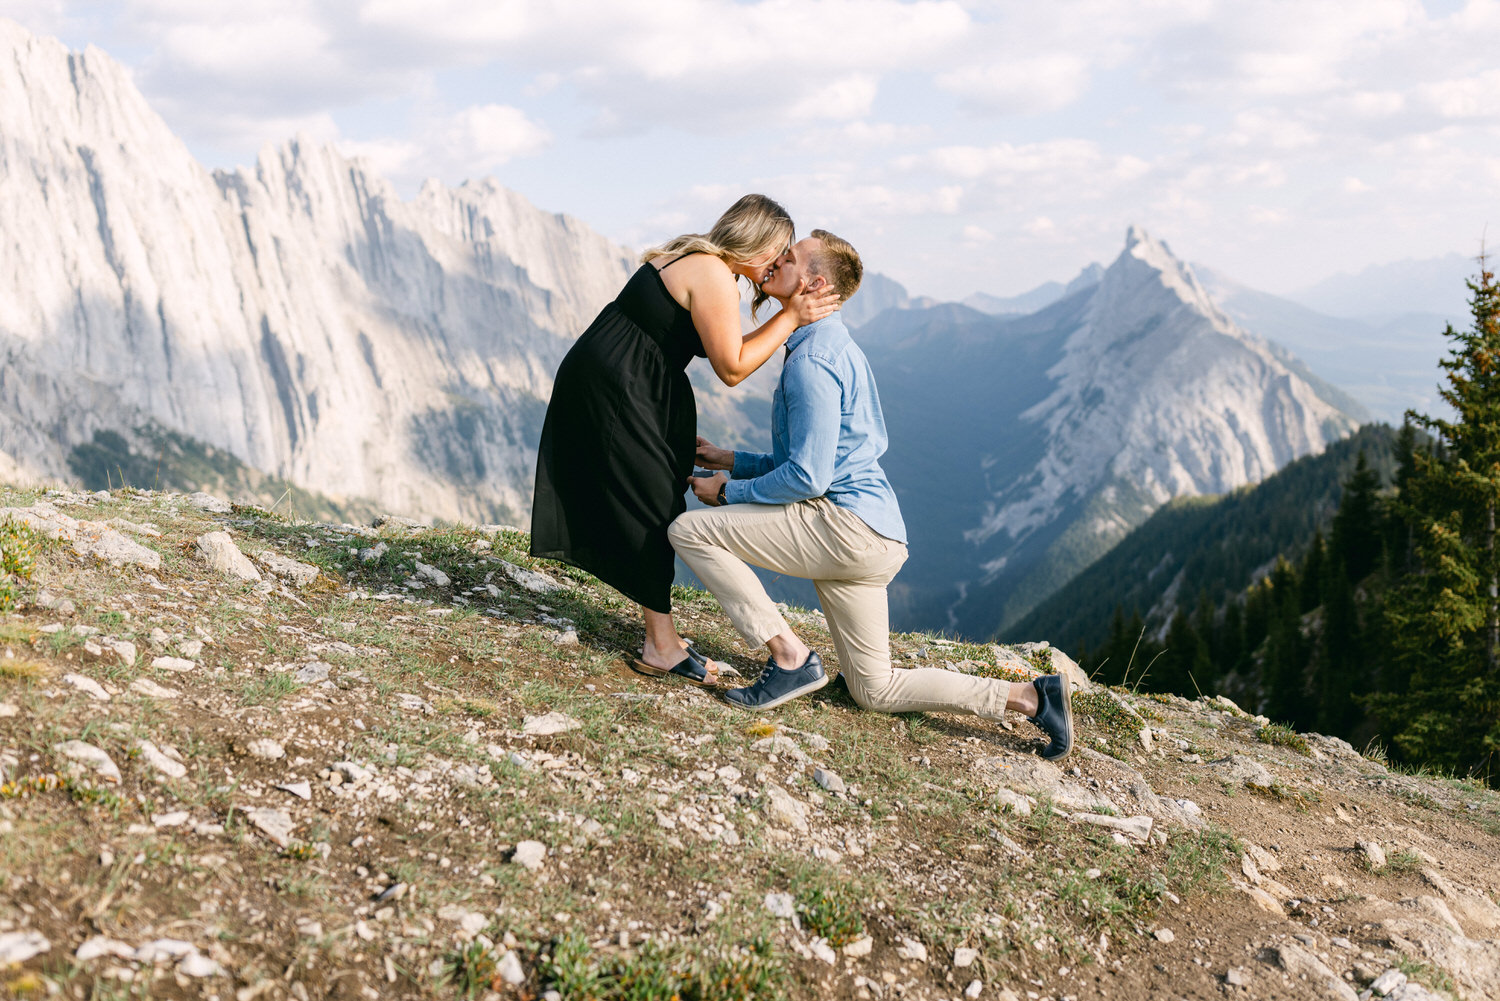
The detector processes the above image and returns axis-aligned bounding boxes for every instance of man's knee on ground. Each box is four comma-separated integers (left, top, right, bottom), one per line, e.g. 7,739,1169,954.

843,676,899,714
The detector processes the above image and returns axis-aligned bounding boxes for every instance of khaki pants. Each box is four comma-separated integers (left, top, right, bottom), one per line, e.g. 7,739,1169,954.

668,497,1011,719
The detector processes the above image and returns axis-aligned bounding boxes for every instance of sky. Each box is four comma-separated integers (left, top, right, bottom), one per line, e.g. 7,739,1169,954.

7,0,1500,302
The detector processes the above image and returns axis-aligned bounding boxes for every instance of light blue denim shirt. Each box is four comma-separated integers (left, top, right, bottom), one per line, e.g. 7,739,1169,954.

724,314,907,544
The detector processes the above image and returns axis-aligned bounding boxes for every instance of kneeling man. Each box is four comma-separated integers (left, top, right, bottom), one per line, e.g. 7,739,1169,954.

669,230,1073,759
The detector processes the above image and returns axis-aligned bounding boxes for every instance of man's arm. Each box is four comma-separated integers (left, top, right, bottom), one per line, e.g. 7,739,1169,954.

724,356,841,505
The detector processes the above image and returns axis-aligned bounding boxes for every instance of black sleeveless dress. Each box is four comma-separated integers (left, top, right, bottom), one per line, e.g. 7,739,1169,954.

530,257,707,613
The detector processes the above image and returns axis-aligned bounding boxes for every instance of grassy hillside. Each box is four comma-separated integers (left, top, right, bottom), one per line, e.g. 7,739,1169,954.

2,481,1498,1000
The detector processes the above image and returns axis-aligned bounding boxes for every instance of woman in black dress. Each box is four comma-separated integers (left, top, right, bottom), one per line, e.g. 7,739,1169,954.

531,194,838,683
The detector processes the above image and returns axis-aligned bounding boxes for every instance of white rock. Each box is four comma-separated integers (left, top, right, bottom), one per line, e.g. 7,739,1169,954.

0,930,50,965
965,979,983,999
953,947,979,968
151,810,190,827
101,639,136,666
1154,928,1175,943
292,662,331,684
179,639,205,657
138,741,188,779
332,760,372,784
1073,812,1154,843
75,936,135,961
497,950,526,986
62,673,110,701
256,550,320,586
761,783,810,832
246,739,285,760
196,532,261,581
813,767,846,794
512,840,546,870
134,939,196,963
843,935,874,958
764,892,796,919
0,702,17,717
499,560,565,594
151,656,196,673
54,740,121,783
239,806,295,847
1359,841,1387,869
130,677,181,698
522,711,581,736
810,939,838,965
413,560,450,587
1210,755,1273,789
1371,970,1407,996
276,782,313,801
896,937,928,962
185,492,232,514
178,953,222,977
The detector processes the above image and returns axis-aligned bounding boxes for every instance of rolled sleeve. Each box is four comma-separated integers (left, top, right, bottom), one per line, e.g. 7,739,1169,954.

731,450,776,480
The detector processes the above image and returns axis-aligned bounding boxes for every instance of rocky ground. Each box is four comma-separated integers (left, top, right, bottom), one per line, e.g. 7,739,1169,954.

1,484,1498,1001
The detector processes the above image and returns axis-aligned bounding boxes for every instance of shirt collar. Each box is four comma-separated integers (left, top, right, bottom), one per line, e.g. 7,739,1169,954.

786,314,835,357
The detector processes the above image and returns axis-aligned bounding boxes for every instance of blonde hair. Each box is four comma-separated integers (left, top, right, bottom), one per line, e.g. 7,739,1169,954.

642,193,794,317
807,229,863,301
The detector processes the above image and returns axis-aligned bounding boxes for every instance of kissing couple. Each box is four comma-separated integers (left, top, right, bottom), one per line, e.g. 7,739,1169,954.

532,195,1072,760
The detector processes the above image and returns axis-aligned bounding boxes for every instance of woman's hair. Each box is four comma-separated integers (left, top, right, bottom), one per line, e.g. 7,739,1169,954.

642,193,794,317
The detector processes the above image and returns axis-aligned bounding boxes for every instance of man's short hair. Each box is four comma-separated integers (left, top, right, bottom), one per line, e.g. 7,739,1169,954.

808,229,862,301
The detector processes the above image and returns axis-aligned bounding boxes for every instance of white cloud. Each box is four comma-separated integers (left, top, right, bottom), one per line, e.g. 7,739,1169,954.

961,223,995,244
338,103,550,187
936,54,1091,114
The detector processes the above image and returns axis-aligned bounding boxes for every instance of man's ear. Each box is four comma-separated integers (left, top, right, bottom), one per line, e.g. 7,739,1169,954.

805,274,827,292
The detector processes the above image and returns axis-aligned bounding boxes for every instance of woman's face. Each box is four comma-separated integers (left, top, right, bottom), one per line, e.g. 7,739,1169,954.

728,240,791,286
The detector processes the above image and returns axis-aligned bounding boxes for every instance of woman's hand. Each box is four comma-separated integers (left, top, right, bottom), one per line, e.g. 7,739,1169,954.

786,281,841,327
695,436,734,471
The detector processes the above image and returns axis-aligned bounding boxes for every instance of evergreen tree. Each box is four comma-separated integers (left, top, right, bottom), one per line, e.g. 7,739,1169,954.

1381,257,1500,781
1331,450,1383,583
1262,557,1311,728
1301,531,1326,612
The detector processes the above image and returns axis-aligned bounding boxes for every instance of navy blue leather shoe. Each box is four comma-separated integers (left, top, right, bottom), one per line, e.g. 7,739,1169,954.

723,651,828,710
1028,674,1073,761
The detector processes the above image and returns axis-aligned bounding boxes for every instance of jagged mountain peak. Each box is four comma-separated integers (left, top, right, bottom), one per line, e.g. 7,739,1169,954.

0,17,634,522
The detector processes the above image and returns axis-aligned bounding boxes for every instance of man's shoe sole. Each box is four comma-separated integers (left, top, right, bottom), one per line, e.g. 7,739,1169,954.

1041,677,1074,761
723,673,829,711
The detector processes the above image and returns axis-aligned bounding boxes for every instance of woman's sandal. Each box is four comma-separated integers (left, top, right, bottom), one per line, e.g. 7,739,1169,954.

630,645,721,688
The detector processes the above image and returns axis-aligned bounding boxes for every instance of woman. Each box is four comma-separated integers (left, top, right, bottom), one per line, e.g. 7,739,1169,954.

530,194,838,684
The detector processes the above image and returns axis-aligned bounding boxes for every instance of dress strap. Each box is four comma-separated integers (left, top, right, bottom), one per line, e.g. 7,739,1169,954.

656,249,705,272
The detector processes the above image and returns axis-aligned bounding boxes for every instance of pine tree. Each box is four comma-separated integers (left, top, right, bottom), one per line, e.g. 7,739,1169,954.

1262,557,1311,728
1381,257,1500,781
1331,450,1383,583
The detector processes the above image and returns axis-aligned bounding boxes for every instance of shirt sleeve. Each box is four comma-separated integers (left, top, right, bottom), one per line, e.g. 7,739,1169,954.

725,355,841,505
731,450,776,480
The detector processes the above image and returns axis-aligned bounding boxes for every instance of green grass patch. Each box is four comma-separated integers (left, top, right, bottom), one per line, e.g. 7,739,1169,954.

540,931,788,1001
1256,723,1311,756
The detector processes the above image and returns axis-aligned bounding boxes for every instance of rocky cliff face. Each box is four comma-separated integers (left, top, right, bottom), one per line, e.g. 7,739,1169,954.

865,228,1360,637
0,19,634,523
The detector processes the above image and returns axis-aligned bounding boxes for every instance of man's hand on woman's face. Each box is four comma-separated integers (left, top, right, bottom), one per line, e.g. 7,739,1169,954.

688,471,729,506
695,435,734,470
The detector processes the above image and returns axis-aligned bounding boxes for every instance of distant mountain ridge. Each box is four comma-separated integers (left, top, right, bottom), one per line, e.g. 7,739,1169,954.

1011,423,1399,653
864,228,1361,638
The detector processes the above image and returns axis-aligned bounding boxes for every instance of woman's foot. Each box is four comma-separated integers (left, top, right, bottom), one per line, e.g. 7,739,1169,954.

633,638,722,686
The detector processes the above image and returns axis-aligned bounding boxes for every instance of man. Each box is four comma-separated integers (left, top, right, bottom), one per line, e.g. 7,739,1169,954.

670,230,1073,760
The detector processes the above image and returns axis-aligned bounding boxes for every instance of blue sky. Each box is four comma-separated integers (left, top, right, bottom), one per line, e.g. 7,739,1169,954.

10,0,1500,301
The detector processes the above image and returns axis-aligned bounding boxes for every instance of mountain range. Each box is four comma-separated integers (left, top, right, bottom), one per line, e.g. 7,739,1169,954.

0,17,1439,643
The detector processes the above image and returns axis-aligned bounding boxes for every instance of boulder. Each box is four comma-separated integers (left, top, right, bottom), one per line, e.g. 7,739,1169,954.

196,532,261,581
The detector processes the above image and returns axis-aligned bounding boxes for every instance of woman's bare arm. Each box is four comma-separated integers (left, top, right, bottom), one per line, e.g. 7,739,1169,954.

664,256,839,387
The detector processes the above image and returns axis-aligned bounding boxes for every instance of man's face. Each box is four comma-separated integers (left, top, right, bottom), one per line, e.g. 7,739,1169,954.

759,237,825,301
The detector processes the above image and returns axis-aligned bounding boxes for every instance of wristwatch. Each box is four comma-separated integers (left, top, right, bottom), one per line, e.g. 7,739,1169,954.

716,482,727,506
